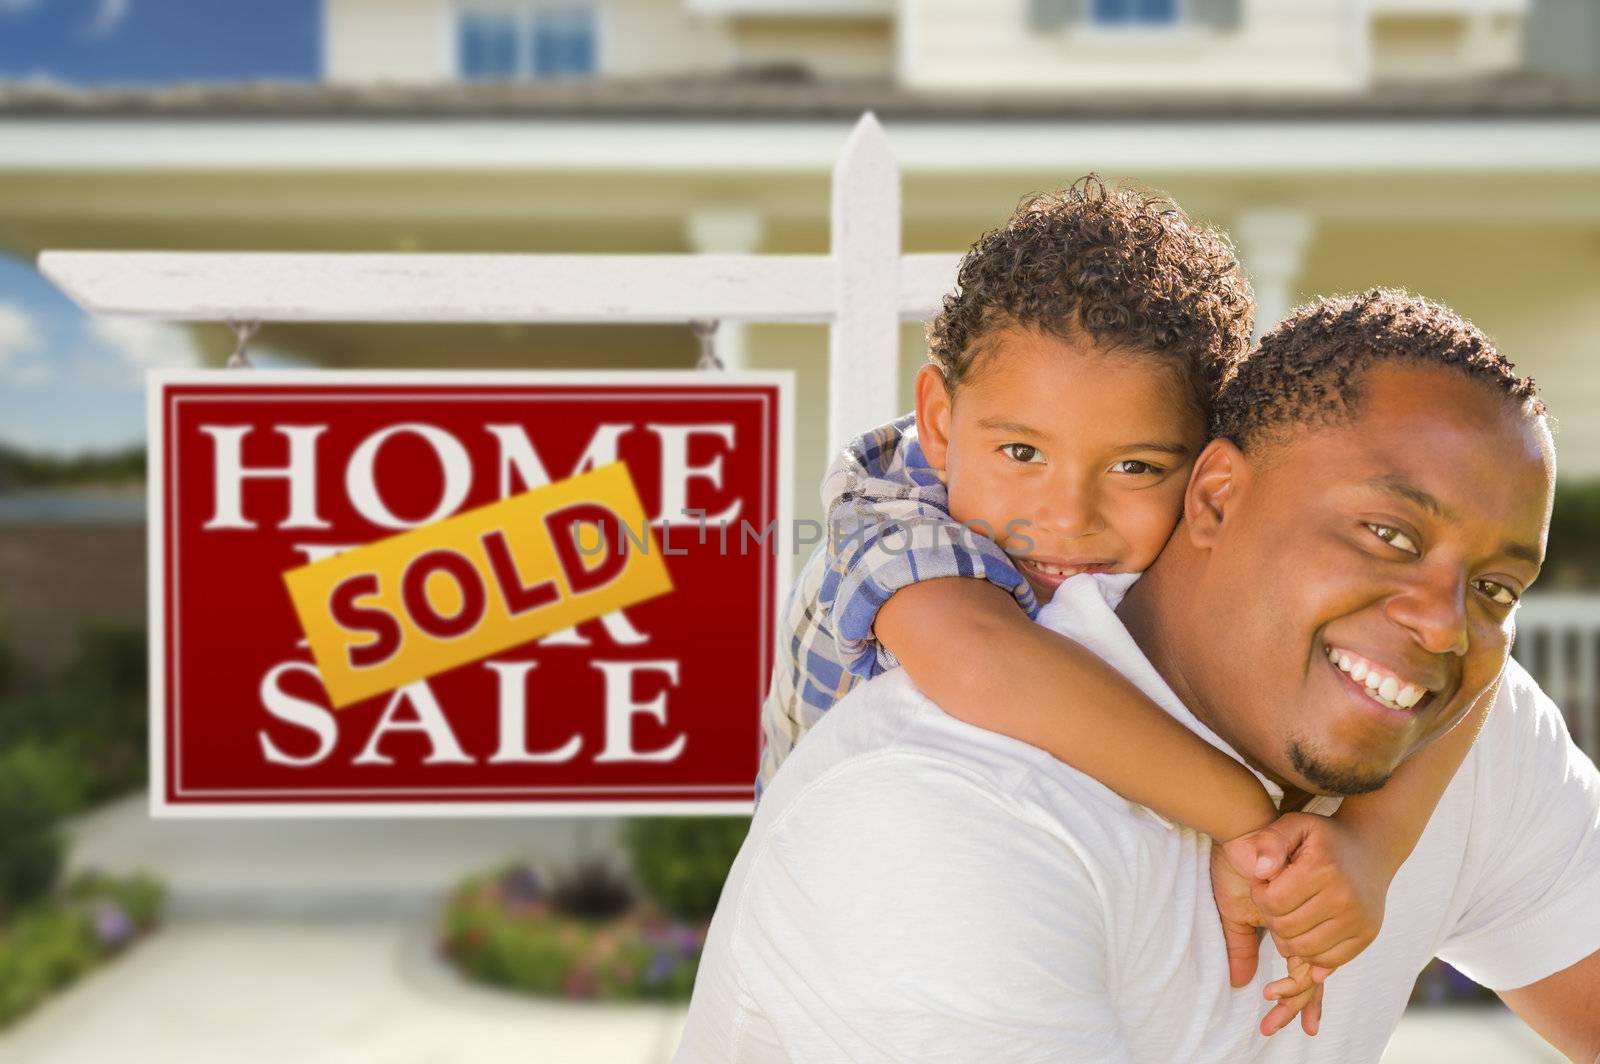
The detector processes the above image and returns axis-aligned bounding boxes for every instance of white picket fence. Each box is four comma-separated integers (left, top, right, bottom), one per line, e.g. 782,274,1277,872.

1514,594,1600,763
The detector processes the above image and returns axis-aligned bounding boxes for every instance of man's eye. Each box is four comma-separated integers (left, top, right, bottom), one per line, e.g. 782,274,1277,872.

1475,579,1520,607
1000,443,1043,464
1111,460,1162,476
1364,522,1420,555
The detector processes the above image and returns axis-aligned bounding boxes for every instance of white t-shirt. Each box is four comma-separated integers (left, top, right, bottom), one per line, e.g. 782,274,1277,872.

677,574,1600,1063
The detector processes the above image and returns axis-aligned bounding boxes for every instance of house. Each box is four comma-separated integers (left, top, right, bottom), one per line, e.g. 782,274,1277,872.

2,1,1598,737
5,1,1597,491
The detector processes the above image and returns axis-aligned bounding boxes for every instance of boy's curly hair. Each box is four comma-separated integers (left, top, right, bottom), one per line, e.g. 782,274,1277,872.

1211,288,1545,453
926,176,1254,417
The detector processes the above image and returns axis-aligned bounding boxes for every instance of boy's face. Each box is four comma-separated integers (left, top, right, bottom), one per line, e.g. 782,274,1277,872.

916,324,1205,607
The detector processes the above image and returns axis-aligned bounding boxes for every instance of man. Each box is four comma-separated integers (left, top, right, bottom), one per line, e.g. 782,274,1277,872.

677,290,1600,1062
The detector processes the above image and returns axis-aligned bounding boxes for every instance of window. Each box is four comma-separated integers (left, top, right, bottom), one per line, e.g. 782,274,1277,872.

1091,0,1179,26
458,10,521,80
456,5,598,81
531,7,598,77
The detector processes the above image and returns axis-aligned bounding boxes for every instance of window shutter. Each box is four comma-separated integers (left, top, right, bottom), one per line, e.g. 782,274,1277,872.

1028,0,1087,32
1190,0,1241,31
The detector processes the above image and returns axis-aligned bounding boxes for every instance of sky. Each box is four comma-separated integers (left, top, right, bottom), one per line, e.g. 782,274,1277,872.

0,254,307,455
0,252,190,453
0,1,318,454
0,0,318,86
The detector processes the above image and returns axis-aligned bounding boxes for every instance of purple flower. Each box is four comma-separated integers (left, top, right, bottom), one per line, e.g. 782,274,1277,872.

670,924,701,956
644,952,680,987
92,902,135,949
499,866,544,905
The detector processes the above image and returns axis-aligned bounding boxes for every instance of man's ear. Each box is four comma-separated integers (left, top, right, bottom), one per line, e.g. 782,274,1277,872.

1186,438,1248,549
914,364,953,474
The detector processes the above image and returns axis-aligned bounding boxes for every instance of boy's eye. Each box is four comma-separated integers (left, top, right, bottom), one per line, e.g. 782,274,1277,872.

1475,579,1519,607
1000,443,1044,464
1364,522,1420,556
1110,460,1162,476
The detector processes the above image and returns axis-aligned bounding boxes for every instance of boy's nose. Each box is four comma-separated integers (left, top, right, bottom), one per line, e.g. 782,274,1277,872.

1035,479,1105,539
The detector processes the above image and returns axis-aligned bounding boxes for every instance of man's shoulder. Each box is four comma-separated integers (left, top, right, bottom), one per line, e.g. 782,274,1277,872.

743,672,1131,935
1471,657,1579,770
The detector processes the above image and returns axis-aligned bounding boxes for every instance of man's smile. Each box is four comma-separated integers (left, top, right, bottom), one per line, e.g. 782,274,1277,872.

1323,644,1444,723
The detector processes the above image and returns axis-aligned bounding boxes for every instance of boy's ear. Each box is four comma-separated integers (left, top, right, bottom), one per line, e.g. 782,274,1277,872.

1185,438,1248,550
913,364,953,473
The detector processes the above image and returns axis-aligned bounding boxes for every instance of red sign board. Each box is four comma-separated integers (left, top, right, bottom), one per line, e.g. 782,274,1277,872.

150,371,791,815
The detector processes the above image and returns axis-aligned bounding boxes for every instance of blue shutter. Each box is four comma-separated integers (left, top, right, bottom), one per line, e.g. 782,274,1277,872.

531,6,598,78
1093,0,1179,24
458,11,521,81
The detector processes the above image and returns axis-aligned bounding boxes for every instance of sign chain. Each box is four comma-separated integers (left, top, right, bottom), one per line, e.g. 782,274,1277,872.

690,319,724,371
225,319,261,369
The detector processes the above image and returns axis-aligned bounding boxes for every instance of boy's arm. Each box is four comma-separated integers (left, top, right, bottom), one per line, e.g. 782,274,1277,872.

820,418,1038,679
875,576,1277,842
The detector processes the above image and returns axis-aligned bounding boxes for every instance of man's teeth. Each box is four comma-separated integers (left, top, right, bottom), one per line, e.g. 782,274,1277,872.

1326,648,1426,711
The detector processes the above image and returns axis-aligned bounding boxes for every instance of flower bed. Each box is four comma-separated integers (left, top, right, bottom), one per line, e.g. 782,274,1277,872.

439,816,750,1002
440,864,704,1001
0,870,165,1027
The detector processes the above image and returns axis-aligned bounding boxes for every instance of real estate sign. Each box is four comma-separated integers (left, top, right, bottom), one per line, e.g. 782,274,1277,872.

150,371,790,815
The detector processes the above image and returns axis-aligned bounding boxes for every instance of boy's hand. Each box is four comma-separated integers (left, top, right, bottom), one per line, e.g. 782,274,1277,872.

1247,811,1389,977
1208,837,1269,988
1214,813,1392,1038
1211,817,1318,985
1210,832,1323,1036
1261,955,1324,1037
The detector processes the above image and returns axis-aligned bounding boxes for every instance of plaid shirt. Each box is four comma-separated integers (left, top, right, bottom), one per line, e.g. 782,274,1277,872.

757,413,1039,792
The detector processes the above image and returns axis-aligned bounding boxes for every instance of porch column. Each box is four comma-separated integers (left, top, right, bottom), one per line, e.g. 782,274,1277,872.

685,207,763,370
1233,209,1315,340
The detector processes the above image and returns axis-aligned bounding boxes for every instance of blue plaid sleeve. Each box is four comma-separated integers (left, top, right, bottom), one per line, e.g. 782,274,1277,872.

820,413,1038,681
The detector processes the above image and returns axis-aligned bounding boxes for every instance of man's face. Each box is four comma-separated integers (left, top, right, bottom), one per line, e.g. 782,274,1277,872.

1181,363,1553,796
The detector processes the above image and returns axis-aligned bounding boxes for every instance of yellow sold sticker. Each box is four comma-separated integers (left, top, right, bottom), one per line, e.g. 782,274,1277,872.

283,462,672,708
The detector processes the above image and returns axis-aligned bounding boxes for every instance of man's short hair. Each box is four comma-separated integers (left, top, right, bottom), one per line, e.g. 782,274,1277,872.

926,176,1255,419
1211,288,1545,453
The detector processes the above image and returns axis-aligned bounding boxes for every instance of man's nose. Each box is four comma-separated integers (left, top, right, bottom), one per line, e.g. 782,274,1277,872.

1385,565,1470,657
1036,475,1105,539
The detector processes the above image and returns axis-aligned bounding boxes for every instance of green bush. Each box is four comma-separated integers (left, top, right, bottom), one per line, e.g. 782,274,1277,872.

1546,479,1600,588
64,871,165,932
0,743,86,916
0,633,14,698
0,625,148,808
0,904,97,1025
623,817,751,922
0,871,166,1029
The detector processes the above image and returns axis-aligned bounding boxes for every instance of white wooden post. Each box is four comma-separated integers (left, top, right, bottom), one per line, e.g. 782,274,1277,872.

828,112,902,458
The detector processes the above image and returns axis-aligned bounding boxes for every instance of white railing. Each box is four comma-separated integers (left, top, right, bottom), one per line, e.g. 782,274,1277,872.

1514,593,1600,763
